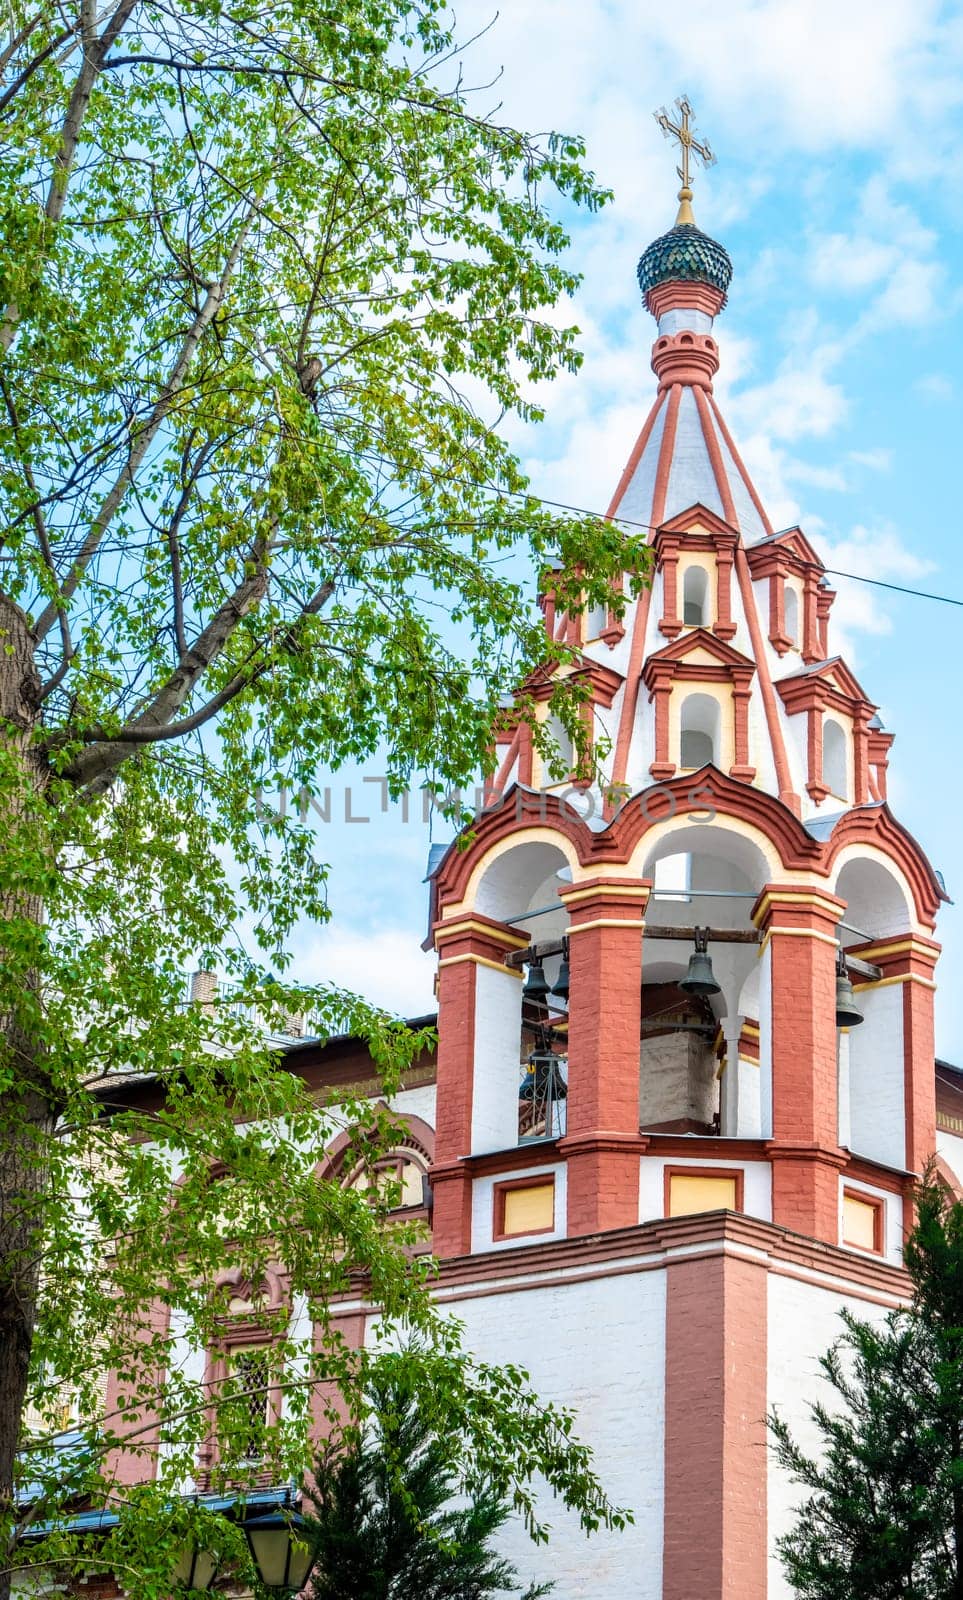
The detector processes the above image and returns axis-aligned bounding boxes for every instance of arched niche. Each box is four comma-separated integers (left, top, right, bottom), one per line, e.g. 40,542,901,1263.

683,565,710,627
472,837,572,934
680,692,720,769
823,717,848,800
834,854,914,944
783,585,799,645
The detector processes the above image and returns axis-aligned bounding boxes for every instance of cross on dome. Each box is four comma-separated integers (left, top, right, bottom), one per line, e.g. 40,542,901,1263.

654,95,716,225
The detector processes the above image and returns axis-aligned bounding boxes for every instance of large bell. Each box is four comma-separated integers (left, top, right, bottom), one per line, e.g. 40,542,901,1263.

835,951,864,1028
679,927,721,997
522,957,551,1005
551,944,570,1003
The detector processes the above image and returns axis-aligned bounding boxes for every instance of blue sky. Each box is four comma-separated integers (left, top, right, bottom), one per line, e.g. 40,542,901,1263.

285,0,963,1059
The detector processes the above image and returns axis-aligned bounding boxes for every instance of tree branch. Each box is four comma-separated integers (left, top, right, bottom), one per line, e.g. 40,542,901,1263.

0,0,141,354
32,199,259,643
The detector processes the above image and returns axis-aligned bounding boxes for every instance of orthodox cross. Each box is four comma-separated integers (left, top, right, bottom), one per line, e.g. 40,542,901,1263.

654,95,716,197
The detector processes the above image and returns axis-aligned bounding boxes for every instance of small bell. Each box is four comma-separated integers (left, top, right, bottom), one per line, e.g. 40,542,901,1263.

522,957,551,1005
679,926,721,997
519,1048,568,1102
835,948,863,1028
551,941,570,1003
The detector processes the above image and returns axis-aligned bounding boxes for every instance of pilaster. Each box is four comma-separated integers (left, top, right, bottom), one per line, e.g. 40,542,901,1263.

431,913,529,1256
557,877,650,1235
753,885,846,1242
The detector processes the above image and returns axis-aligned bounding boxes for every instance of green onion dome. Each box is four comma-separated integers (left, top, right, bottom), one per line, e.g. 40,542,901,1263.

637,222,733,300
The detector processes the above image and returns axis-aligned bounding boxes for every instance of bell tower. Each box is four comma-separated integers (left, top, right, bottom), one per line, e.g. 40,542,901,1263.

424,102,946,1596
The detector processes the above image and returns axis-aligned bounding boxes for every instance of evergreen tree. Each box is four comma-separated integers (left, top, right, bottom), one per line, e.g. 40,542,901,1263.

307,1367,553,1600
771,1178,963,1598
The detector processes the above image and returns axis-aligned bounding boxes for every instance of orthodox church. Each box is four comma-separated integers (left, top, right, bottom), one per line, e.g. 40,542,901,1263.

62,109,963,1600
291,110,963,1595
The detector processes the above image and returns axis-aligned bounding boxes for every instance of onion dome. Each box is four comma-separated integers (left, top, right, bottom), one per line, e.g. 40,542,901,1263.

637,218,733,302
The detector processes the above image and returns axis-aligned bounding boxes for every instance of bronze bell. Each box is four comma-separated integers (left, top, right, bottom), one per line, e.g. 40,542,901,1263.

835,948,864,1028
551,941,570,1003
522,957,551,1005
679,926,721,997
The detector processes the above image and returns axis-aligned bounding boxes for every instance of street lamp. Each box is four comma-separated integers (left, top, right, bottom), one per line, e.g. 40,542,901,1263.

173,1492,317,1597
243,1500,318,1596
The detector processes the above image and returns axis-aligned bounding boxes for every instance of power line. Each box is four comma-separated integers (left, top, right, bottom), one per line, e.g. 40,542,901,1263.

475,482,963,612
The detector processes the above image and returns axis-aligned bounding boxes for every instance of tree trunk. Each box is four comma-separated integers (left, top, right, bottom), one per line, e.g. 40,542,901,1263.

0,593,56,1600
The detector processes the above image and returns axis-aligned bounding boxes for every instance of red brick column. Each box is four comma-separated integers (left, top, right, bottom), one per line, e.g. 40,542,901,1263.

557,878,649,1235
729,665,755,781
431,913,530,1256
849,934,940,1191
648,669,674,781
753,886,846,1243
657,536,682,638
663,1241,768,1600
802,571,822,662
713,542,737,640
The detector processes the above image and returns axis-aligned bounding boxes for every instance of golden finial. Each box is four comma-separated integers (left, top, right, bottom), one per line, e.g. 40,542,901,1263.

653,95,716,226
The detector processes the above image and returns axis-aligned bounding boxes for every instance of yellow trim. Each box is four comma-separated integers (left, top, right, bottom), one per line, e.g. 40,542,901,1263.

438,954,524,978
851,937,937,964
853,972,937,993
567,917,647,935
938,1114,963,1135
434,918,531,950
752,889,843,927
742,1021,761,1039
560,883,651,906
758,926,840,959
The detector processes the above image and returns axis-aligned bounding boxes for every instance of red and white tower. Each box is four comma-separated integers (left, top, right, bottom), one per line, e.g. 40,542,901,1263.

426,110,949,1597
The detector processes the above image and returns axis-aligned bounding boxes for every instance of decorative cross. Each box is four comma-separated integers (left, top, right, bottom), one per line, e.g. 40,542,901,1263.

654,95,716,194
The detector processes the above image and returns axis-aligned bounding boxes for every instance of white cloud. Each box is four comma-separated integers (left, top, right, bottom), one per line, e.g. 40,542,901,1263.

915,372,954,400
289,926,437,1019
819,524,936,659
848,448,892,471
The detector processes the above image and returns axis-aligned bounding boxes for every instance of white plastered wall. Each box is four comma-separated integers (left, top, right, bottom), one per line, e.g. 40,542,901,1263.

470,962,523,1155
846,983,905,1171
446,1269,668,1600
767,1273,897,1598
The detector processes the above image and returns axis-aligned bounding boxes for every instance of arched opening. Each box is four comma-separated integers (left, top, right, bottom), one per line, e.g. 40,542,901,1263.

584,599,609,639
471,839,572,1153
683,566,709,627
680,692,720,770
639,822,772,1142
783,586,799,644
835,856,915,1171
542,712,575,784
823,717,848,799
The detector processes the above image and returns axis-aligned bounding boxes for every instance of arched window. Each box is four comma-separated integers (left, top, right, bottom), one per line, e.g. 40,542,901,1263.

584,599,608,639
683,567,709,627
343,1147,429,1211
823,717,848,798
542,712,575,782
680,693,720,770
784,586,799,645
